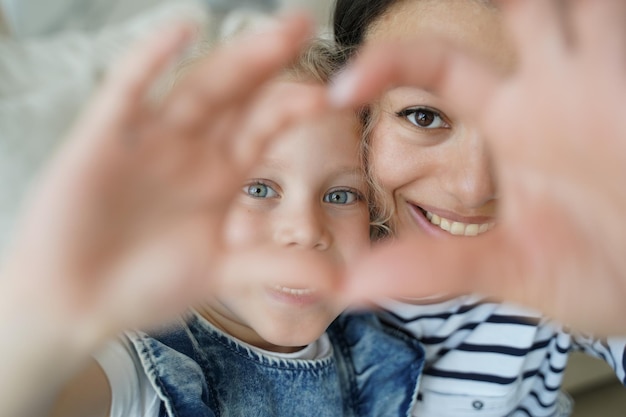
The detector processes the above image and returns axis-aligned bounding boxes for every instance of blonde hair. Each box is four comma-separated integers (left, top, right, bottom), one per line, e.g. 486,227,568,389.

170,36,391,240
290,39,392,240
358,104,393,240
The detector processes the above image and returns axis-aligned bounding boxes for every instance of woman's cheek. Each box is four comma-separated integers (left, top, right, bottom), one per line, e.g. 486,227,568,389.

369,130,412,194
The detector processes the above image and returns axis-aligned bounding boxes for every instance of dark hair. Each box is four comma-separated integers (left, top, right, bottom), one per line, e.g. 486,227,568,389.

333,0,399,53
332,0,401,239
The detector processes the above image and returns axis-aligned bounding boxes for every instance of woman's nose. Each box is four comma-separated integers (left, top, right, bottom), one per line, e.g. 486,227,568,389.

273,205,332,250
442,130,497,209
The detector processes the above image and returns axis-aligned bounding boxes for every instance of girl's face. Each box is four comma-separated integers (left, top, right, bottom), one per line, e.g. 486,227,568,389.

203,82,370,352
366,0,512,238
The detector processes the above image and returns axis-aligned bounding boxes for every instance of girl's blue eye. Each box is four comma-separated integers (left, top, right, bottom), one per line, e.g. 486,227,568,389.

397,107,449,129
245,183,278,198
324,189,360,205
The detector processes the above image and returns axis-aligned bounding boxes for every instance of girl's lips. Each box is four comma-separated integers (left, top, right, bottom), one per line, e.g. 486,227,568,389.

407,203,495,237
266,285,321,306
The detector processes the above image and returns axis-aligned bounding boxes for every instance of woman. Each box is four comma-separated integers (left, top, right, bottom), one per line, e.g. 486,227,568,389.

332,0,626,416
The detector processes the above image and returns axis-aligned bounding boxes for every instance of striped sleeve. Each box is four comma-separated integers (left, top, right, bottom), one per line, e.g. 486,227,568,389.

570,333,626,385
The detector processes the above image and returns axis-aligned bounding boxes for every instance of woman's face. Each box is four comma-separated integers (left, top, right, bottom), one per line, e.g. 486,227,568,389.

365,0,512,238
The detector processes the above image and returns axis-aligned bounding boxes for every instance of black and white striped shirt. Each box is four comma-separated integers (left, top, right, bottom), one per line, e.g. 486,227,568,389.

378,295,626,417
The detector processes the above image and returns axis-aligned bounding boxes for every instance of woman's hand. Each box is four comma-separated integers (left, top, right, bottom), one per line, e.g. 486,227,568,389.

0,13,324,361
333,0,626,335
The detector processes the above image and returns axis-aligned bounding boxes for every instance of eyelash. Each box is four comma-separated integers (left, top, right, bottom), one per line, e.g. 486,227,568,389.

244,182,364,204
395,107,450,129
244,181,279,199
324,188,364,205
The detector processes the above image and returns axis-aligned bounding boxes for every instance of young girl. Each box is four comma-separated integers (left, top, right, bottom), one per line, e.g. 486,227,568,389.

49,38,423,417
332,0,626,416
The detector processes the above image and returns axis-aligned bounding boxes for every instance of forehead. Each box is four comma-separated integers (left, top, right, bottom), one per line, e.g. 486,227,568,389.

269,110,360,158
366,0,513,70
262,81,361,166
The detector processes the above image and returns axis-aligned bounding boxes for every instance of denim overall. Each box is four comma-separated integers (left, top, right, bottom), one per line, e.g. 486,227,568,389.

129,312,424,417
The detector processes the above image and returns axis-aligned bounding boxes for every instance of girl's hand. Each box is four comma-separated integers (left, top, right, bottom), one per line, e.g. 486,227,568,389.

333,0,626,335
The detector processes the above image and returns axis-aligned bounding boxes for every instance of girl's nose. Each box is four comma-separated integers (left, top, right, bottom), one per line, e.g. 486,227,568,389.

274,206,331,250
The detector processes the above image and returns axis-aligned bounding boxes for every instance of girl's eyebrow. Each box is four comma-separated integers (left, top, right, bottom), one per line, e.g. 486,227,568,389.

256,158,288,171
258,159,362,176
332,168,368,188
333,166,365,176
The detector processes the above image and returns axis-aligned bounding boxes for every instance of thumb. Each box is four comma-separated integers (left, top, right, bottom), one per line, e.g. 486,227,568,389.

216,246,343,299
344,231,529,305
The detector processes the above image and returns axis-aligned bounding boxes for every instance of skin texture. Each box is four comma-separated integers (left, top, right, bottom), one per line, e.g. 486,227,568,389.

5,0,626,414
51,83,369,417
201,88,369,352
0,14,329,417
364,0,509,241
331,0,626,336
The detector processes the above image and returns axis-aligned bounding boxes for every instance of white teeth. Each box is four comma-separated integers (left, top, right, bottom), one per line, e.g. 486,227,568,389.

273,285,317,296
464,224,479,236
424,210,494,236
450,222,465,235
429,213,441,225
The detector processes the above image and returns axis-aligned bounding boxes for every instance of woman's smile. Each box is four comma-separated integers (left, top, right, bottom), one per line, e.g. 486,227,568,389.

401,198,496,238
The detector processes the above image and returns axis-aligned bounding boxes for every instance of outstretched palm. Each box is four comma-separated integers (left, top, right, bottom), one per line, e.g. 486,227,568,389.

1,15,323,347
337,0,626,335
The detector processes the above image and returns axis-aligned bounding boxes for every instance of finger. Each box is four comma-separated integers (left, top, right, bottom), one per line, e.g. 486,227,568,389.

342,232,534,308
92,216,214,337
89,21,196,127
329,37,500,124
571,0,626,65
162,13,315,135
216,246,343,300
230,82,328,169
59,21,197,176
154,84,328,211
498,0,568,65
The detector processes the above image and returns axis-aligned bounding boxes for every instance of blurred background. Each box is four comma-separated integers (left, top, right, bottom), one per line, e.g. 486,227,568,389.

0,1,623,415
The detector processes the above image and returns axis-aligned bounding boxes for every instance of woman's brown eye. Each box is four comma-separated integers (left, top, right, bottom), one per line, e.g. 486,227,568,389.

414,110,435,127
397,107,449,129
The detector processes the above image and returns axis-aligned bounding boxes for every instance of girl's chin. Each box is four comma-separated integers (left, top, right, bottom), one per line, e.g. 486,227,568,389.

257,313,335,344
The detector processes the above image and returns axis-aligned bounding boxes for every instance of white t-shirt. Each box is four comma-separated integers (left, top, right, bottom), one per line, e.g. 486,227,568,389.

94,320,333,417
